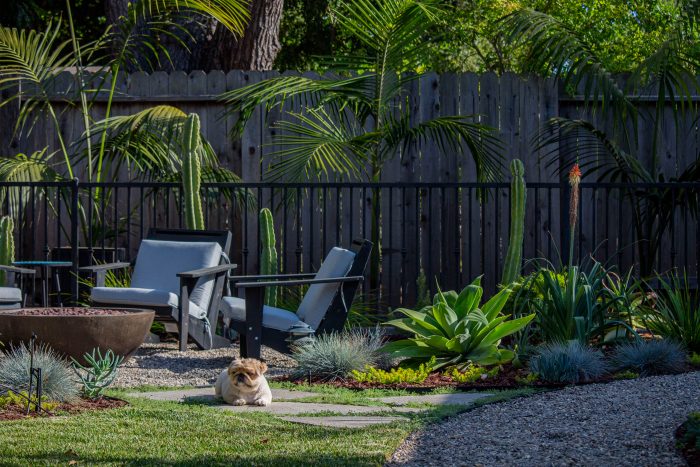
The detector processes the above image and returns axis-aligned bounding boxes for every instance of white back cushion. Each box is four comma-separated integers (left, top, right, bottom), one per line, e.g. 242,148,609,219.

131,239,222,311
297,247,355,329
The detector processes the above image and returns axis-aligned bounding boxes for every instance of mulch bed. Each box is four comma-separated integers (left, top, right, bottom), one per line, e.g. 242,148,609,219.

0,397,127,421
7,308,131,316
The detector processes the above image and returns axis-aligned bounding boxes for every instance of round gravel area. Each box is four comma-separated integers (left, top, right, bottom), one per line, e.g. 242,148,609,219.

388,371,700,466
113,342,296,388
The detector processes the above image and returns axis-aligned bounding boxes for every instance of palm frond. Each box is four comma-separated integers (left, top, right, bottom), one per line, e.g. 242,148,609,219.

221,74,375,136
265,108,370,182
533,117,651,183
382,114,504,182
132,0,249,36
0,149,64,218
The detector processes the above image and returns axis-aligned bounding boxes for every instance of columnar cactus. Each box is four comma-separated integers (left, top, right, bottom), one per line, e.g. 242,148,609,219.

502,159,526,285
259,208,278,306
0,216,15,285
182,113,205,230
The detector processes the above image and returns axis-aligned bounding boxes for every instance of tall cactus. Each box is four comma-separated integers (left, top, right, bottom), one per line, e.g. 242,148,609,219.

182,113,205,230
0,216,15,286
502,159,526,285
259,208,278,306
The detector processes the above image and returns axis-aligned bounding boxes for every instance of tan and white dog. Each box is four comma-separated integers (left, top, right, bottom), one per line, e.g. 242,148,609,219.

215,358,272,406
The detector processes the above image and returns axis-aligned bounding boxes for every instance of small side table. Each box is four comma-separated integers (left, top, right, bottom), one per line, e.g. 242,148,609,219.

13,261,73,307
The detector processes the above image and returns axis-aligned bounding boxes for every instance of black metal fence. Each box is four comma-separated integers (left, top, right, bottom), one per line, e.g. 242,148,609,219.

2,181,699,310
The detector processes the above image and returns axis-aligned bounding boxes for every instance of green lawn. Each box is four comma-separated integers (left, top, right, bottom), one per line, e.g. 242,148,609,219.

0,388,534,466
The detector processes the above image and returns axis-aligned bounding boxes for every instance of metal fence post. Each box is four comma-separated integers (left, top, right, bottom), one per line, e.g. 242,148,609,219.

71,178,80,304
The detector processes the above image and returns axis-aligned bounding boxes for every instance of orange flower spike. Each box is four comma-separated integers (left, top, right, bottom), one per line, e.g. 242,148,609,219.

568,163,582,187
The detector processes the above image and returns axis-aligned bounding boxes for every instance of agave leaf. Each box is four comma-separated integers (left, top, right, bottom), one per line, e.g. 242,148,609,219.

481,314,536,345
482,286,512,320
465,309,489,327
430,302,458,337
379,339,439,358
454,281,483,318
384,318,436,338
419,335,451,351
440,290,459,308
396,307,442,331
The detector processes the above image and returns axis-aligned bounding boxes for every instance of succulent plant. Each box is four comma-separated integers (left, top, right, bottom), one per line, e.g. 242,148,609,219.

72,348,124,399
502,159,526,285
182,113,205,230
259,208,278,306
0,216,15,285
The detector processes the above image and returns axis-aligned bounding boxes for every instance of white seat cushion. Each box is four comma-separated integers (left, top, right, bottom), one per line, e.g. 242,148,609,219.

297,247,355,329
92,287,207,319
219,296,312,332
0,287,21,303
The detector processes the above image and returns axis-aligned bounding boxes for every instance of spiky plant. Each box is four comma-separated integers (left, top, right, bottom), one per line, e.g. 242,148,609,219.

0,216,15,285
181,113,205,230
0,343,78,402
529,341,608,384
502,159,526,285
259,208,278,306
612,339,687,376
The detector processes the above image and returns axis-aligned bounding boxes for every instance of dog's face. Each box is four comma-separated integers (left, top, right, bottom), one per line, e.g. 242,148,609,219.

227,358,268,389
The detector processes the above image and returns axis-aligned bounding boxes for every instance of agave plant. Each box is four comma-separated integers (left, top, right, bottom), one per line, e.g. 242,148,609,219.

380,277,535,369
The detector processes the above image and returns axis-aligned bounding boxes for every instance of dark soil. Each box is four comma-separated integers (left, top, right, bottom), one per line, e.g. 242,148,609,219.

0,396,127,421
8,308,131,316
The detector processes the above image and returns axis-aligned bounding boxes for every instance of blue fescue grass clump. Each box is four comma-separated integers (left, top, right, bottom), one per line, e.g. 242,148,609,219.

0,343,78,401
529,341,608,384
291,328,385,381
612,339,687,376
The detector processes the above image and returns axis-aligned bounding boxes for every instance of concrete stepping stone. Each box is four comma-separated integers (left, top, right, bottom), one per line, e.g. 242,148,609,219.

131,387,317,403
282,416,405,428
214,402,420,416
375,393,492,406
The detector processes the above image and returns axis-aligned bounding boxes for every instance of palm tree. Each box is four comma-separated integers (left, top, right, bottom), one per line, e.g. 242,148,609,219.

502,2,700,275
221,0,504,286
0,0,249,240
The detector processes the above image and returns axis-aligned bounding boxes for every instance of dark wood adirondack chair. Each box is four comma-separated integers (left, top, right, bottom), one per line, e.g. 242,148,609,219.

81,229,236,351
221,239,372,359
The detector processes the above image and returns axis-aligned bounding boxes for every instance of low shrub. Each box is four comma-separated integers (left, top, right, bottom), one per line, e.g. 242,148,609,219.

0,343,78,401
447,365,499,384
515,372,539,385
0,390,59,412
72,348,124,399
677,412,700,466
291,328,385,381
529,341,608,384
612,339,687,376
612,370,640,380
690,352,700,367
351,358,434,384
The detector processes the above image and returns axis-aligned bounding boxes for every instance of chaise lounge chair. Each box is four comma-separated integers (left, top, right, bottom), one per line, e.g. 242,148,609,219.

0,265,34,309
81,229,236,351
221,239,372,359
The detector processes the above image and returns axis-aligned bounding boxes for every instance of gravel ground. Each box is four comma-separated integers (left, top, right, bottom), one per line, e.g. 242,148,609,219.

113,342,296,388
388,371,700,467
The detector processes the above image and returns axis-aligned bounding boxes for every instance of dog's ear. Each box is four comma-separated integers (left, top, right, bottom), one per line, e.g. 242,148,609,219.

256,360,268,375
228,358,241,375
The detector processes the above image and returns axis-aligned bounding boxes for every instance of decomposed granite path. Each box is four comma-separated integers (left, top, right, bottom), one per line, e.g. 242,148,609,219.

129,387,493,428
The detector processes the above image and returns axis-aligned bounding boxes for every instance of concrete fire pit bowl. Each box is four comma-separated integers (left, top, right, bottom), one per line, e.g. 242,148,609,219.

0,308,155,364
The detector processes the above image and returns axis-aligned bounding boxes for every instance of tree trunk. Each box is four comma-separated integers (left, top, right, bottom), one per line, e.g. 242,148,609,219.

104,0,284,71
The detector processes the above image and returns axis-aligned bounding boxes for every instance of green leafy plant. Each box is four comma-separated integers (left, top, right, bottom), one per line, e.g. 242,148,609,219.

351,357,435,384
259,208,278,307
529,341,608,384
515,372,539,386
612,339,687,376
0,343,78,401
690,352,700,367
0,390,58,412
677,412,700,463
415,268,431,308
502,159,526,285
71,348,124,399
446,365,499,384
612,370,640,380
380,276,535,370
181,113,205,231
640,272,700,353
291,328,385,381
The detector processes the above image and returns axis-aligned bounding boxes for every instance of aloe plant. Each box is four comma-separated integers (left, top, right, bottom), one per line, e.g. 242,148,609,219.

502,159,526,285
0,216,14,285
259,208,278,306
71,348,124,399
381,277,535,369
182,113,205,230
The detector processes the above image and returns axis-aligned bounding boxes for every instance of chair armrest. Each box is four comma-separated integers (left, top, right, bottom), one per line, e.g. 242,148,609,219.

236,276,364,288
0,265,35,275
79,262,131,272
228,273,316,283
177,263,238,279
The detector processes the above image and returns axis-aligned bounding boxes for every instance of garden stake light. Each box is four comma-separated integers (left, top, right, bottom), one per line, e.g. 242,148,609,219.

568,163,581,269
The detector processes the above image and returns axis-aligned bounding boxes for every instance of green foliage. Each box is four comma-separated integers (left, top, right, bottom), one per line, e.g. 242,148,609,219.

351,358,435,384
181,113,205,231
381,277,535,369
612,339,687,377
259,208,278,307
415,268,431,308
0,390,58,412
678,412,700,454
447,365,499,384
514,372,539,385
612,370,640,381
690,352,700,367
529,341,608,384
0,343,78,402
291,328,385,381
640,272,700,353
71,348,123,399
0,216,15,285
502,159,526,285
